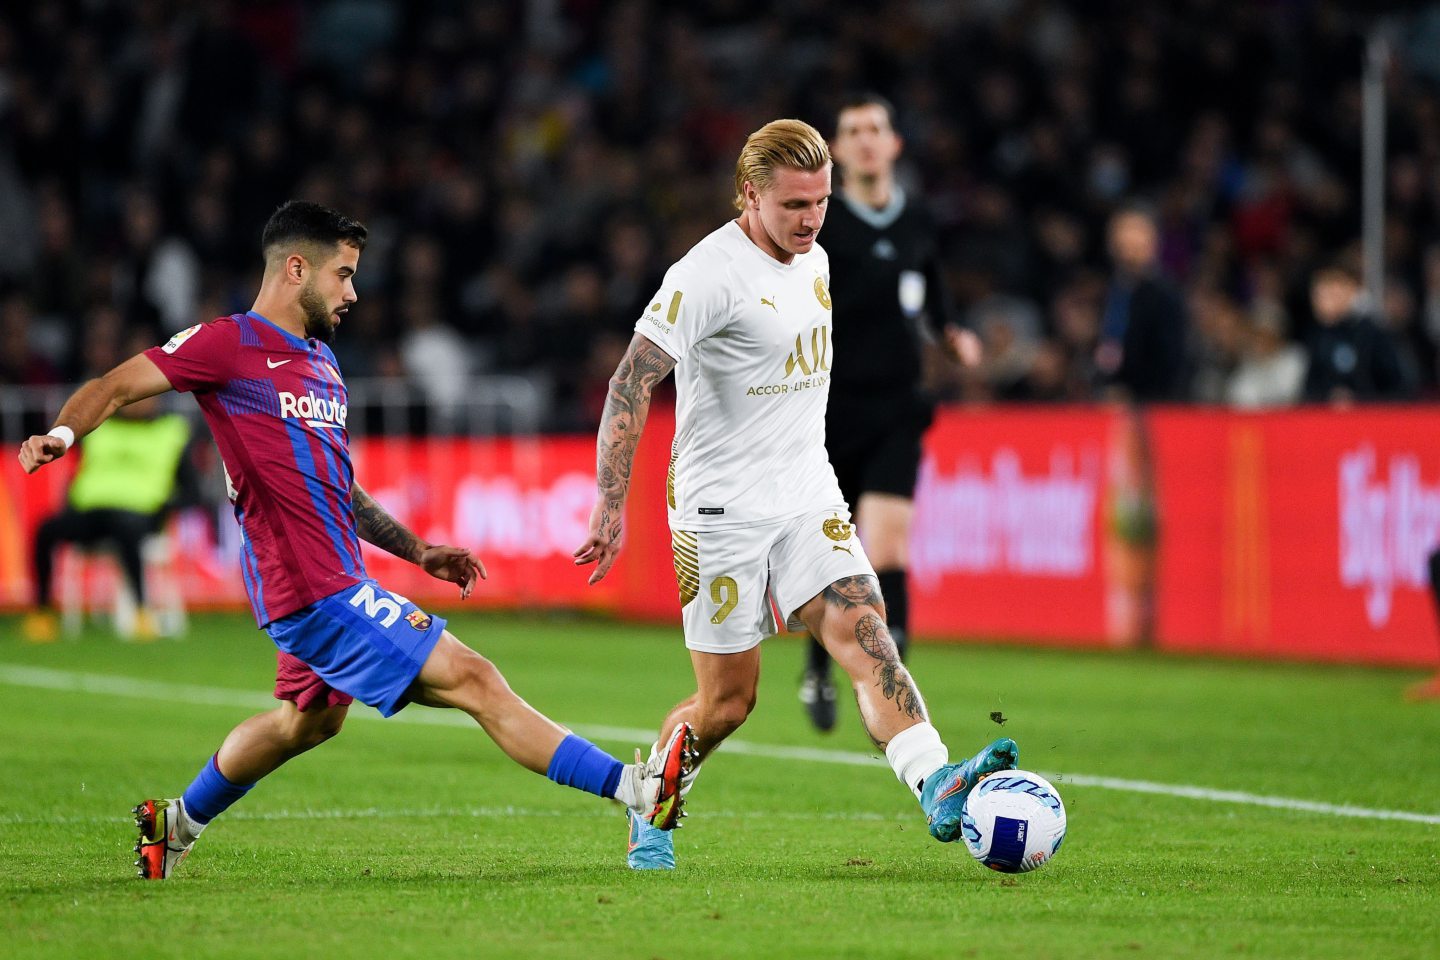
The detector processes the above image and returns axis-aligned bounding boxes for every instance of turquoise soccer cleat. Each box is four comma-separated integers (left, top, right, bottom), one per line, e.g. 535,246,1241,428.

626,808,676,870
920,737,1019,843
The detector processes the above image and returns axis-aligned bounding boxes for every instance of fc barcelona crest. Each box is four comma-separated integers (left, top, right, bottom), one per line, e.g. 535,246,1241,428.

405,610,432,631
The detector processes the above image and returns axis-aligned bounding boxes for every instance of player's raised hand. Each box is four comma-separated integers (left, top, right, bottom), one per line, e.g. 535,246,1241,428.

573,497,623,585
418,544,486,599
18,434,68,474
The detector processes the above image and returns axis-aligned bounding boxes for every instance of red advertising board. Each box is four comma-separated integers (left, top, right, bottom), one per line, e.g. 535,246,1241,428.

1149,408,1440,666
0,415,686,622
909,407,1135,646
6,404,1435,667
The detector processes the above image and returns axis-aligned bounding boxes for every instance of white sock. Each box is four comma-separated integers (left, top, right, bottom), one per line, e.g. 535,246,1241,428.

884,722,949,800
176,800,207,845
612,762,643,810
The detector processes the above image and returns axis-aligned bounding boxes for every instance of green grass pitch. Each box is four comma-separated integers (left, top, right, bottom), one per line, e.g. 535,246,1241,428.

2,612,1438,959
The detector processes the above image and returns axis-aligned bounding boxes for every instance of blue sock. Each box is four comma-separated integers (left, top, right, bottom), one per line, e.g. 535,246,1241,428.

545,734,624,799
181,755,255,825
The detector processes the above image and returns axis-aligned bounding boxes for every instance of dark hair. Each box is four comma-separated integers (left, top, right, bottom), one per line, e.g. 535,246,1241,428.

261,200,367,259
836,92,898,131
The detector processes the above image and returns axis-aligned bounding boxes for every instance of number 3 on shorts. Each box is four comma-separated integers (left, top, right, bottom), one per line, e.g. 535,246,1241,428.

709,576,739,624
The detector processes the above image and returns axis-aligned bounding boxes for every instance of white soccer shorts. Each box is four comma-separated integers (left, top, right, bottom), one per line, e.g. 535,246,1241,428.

671,506,876,655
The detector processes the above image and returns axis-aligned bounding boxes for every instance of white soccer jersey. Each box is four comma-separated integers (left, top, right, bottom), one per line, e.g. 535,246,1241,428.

636,220,845,530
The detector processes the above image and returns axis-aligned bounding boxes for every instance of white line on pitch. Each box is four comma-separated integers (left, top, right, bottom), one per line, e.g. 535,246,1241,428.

2,663,1437,827
0,804,910,827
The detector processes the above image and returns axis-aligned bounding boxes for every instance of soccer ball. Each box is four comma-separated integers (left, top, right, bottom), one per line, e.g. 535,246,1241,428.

960,770,1066,873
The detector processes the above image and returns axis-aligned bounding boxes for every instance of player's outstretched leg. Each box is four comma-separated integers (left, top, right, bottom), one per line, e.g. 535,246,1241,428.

795,575,1018,843
408,632,697,823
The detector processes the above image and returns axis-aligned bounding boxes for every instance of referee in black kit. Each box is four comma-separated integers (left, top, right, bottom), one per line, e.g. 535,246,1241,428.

799,93,981,732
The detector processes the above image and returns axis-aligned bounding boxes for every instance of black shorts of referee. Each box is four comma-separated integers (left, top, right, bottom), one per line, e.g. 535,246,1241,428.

825,390,935,508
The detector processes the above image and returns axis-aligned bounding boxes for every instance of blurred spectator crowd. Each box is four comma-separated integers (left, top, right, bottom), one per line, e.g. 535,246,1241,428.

1,0,1438,430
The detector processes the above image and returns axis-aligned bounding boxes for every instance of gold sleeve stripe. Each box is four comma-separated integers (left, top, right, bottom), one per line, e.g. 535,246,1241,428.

672,530,699,607
665,290,684,325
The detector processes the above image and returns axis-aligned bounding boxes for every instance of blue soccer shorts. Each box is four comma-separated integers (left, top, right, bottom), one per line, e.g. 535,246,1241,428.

265,578,447,717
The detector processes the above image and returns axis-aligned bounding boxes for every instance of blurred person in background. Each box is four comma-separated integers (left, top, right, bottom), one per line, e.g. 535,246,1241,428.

796,94,981,733
0,292,63,388
1302,263,1410,405
1226,299,1306,408
398,293,472,433
971,293,1043,401
1187,287,1243,404
1097,206,1189,402
113,189,200,338
22,393,191,643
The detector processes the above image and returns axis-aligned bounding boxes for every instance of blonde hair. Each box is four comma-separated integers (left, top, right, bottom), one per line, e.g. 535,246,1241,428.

733,119,831,211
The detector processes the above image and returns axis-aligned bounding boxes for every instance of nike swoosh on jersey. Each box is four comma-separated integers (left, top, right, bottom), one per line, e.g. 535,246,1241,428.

266,358,292,368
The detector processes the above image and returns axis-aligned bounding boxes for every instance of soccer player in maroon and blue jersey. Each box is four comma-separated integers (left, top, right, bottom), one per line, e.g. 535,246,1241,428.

19,201,695,878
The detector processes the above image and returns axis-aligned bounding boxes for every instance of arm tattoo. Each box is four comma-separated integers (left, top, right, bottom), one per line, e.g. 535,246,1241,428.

855,613,926,737
352,483,426,564
824,575,883,610
594,334,676,540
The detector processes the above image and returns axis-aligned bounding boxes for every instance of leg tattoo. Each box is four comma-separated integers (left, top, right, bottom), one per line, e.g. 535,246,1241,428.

823,575,883,610
854,612,925,746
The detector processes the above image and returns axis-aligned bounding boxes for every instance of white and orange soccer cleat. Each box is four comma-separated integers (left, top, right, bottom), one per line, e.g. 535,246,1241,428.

133,798,195,879
618,721,698,831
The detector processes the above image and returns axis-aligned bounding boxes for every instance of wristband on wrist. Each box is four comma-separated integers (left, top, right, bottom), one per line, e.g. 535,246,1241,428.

47,426,75,450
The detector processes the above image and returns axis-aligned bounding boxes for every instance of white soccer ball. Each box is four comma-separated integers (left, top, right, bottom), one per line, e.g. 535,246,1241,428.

960,770,1066,873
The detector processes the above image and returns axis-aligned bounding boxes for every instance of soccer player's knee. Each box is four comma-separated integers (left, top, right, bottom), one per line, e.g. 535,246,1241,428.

455,647,508,701
291,709,345,750
310,710,346,745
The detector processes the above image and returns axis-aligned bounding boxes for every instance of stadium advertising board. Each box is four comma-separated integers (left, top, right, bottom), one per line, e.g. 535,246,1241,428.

0,436,628,615
1149,408,1440,666
908,407,1139,646
5,407,1436,666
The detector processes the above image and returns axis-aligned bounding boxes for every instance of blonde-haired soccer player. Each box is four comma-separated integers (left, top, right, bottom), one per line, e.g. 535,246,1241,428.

574,119,1017,870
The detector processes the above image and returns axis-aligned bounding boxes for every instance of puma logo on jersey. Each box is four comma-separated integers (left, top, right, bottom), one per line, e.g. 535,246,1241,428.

760,296,778,313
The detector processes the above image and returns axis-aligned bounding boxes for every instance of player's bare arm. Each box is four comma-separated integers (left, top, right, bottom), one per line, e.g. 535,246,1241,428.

18,353,173,474
351,482,485,597
574,332,676,584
